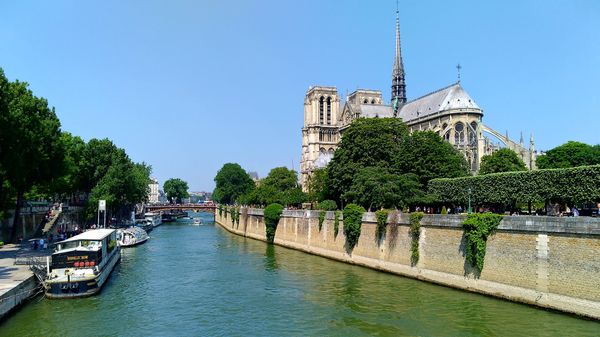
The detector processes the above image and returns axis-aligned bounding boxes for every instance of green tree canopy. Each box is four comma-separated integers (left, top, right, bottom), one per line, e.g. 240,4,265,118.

343,167,422,210
536,141,600,169
326,118,469,207
213,163,254,205
307,167,329,203
163,178,190,204
479,148,527,175
0,77,64,241
262,167,298,191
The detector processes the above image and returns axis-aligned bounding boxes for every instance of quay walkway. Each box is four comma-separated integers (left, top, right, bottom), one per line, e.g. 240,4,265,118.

0,244,44,320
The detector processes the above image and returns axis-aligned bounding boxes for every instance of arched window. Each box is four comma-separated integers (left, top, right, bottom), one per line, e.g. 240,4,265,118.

444,130,451,141
454,122,465,145
319,96,324,124
371,99,375,104
326,97,332,125
469,122,478,145
363,99,368,104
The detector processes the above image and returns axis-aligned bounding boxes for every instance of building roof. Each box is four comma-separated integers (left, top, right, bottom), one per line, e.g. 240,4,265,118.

60,229,115,243
398,82,481,122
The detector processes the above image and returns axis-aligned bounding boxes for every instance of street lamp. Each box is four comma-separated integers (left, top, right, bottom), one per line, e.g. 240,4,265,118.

467,187,472,214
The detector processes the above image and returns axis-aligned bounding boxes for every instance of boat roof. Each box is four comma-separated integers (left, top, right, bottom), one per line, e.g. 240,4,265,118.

60,229,115,243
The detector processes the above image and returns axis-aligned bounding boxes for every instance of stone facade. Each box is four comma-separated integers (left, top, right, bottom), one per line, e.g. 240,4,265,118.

148,178,159,204
216,209,600,319
300,12,537,190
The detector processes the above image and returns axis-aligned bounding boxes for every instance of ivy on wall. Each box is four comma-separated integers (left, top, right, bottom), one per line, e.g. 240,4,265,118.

375,209,389,242
463,213,503,272
318,211,325,231
264,203,284,243
334,211,340,237
343,204,365,250
409,212,424,266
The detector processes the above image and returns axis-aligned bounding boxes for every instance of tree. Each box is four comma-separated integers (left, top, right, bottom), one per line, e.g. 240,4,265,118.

1,78,64,242
262,167,298,191
343,167,422,210
213,163,255,204
326,118,469,206
396,131,470,187
327,118,409,202
536,141,600,169
479,148,526,175
79,138,121,192
163,178,189,204
307,167,329,203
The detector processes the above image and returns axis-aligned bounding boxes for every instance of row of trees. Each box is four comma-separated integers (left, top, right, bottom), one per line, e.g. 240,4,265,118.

212,163,307,207
0,68,151,241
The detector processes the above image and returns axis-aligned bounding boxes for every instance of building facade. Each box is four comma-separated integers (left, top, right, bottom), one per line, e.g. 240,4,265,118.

148,178,160,204
300,10,536,190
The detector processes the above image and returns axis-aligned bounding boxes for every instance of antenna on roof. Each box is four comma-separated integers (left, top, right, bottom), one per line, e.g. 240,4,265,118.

456,63,462,83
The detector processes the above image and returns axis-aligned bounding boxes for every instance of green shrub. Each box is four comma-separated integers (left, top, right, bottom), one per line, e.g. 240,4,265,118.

318,211,325,231
343,204,365,250
429,165,600,206
334,211,340,237
318,200,338,211
375,209,389,242
441,206,447,214
463,213,503,272
264,203,284,243
409,212,424,265
218,205,223,217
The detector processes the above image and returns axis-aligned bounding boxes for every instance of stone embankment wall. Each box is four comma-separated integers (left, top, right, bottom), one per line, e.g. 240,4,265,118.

216,209,600,319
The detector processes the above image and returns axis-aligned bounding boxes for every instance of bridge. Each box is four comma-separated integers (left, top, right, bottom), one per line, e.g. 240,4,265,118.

146,204,216,213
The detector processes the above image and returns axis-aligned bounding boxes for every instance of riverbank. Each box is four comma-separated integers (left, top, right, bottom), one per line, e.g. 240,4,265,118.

216,208,600,320
0,244,39,321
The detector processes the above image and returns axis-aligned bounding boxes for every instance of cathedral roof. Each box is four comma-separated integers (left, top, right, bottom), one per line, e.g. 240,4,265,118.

356,104,393,118
398,82,481,122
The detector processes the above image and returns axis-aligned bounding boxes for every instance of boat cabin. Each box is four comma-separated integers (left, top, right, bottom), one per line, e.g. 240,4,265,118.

52,229,117,270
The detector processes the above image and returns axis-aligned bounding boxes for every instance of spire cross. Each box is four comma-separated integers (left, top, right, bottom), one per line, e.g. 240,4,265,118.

456,63,462,82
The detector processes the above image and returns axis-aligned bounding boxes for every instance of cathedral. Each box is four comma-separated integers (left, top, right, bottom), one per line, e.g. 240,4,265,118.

300,10,536,190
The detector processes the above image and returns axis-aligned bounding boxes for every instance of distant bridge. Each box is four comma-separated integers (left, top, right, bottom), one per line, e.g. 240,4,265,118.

146,204,216,213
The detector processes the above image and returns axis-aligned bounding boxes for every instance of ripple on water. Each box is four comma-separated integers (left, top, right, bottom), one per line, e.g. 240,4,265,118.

0,218,598,336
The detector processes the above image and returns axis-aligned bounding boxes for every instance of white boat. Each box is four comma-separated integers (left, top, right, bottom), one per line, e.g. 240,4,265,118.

192,218,202,226
145,212,162,228
117,227,149,247
44,229,121,298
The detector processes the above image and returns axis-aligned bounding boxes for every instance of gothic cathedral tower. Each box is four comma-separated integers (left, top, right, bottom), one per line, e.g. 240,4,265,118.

300,86,340,190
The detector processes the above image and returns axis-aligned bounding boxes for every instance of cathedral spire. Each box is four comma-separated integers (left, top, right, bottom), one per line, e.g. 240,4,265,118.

391,5,406,114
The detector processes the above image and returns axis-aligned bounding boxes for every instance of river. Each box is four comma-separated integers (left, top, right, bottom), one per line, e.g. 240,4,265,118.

0,212,597,336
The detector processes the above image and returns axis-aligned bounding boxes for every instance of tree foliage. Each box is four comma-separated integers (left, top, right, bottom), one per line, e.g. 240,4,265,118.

213,163,254,205
343,167,421,210
307,167,329,203
479,148,526,175
429,165,600,207
262,167,297,191
326,118,468,208
536,141,600,169
239,166,307,207
163,178,189,204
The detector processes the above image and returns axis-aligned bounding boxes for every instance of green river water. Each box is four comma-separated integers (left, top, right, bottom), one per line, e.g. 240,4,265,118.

0,212,597,336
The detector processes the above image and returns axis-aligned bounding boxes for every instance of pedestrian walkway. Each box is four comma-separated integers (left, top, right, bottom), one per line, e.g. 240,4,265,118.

0,244,42,320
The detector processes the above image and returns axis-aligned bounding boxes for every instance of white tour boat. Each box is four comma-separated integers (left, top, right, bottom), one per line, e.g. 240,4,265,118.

144,212,162,228
117,227,149,247
44,229,121,298
192,218,202,226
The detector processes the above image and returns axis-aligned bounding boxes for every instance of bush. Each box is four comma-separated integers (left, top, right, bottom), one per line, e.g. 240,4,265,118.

375,209,389,242
409,212,423,265
264,203,284,243
463,213,503,272
343,204,365,250
318,200,338,211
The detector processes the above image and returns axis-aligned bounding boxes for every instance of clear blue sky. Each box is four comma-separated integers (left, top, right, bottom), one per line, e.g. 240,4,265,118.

1,1,599,191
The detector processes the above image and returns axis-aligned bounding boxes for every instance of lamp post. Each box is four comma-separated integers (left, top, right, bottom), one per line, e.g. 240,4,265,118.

467,188,472,214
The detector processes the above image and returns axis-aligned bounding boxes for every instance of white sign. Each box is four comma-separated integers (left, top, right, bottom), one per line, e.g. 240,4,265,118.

99,200,106,211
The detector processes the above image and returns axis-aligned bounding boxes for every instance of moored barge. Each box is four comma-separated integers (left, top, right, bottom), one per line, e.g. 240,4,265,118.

44,229,121,298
